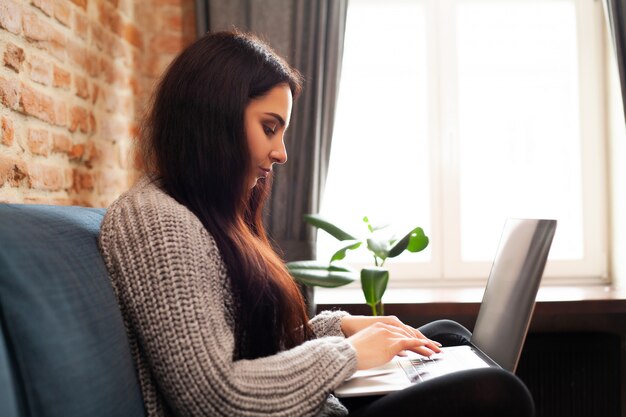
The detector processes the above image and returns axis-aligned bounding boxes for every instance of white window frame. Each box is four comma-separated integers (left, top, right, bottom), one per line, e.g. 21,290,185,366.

320,0,609,286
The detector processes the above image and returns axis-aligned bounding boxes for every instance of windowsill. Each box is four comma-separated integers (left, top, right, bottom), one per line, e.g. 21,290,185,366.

315,284,626,305
315,284,626,334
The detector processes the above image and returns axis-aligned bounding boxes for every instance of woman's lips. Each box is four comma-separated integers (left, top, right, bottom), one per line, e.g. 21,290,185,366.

258,167,271,178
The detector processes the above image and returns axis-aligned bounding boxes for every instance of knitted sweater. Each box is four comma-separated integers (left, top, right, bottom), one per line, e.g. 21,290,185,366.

98,177,358,417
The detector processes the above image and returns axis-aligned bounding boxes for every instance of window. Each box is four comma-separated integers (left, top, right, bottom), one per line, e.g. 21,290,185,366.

318,0,608,284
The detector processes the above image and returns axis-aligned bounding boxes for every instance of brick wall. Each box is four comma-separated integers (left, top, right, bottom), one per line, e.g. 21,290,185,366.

0,0,195,207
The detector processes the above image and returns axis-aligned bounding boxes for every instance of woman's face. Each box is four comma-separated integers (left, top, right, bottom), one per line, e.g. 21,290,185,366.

244,83,293,189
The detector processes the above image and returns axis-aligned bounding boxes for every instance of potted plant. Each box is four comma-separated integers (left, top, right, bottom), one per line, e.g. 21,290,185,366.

287,214,429,316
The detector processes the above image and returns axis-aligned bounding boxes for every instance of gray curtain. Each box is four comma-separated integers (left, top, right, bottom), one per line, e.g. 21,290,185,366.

604,0,626,122
202,0,349,262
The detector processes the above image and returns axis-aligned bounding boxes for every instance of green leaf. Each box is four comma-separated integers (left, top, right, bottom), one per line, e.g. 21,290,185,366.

304,214,357,241
330,240,362,262
363,216,374,233
366,238,390,260
360,267,389,308
286,260,334,270
388,227,429,257
286,261,357,287
407,228,429,252
287,268,357,288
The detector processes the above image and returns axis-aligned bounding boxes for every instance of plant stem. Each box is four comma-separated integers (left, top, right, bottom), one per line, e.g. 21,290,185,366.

370,304,378,316
373,255,379,267
377,302,385,316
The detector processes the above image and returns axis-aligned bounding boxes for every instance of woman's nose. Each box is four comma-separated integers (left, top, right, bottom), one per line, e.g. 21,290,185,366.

271,142,288,165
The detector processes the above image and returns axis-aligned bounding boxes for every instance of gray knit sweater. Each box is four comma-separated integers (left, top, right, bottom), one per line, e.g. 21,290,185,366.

98,177,358,417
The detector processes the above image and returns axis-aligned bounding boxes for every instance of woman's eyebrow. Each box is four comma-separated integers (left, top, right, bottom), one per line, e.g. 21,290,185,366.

264,112,286,127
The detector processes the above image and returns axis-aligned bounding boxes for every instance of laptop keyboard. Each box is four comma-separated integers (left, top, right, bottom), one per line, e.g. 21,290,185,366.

400,356,442,382
399,346,490,383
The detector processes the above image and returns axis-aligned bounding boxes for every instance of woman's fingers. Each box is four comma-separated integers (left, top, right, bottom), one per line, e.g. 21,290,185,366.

380,319,443,353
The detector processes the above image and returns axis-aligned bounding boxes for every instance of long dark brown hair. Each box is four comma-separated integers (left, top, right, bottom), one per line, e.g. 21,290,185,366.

141,30,314,359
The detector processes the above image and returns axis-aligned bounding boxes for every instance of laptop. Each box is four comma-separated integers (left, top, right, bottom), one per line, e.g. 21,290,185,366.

335,218,557,398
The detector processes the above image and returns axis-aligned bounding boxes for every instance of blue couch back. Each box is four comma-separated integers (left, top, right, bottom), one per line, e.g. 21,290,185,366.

0,204,145,417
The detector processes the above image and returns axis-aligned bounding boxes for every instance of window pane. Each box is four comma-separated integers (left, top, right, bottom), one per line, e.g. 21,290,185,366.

318,0,431,263
456,0,583,261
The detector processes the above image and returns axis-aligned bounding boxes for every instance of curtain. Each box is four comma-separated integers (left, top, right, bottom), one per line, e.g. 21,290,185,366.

604,0,626,122
201,0,349,263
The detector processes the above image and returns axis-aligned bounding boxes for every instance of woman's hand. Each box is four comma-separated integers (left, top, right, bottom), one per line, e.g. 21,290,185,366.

342,315,442,370
346,321,439,370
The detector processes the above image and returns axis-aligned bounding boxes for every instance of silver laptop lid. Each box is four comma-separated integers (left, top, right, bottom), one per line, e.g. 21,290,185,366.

471,219,556,372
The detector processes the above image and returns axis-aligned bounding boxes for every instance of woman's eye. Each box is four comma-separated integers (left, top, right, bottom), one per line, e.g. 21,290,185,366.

263,125,276,136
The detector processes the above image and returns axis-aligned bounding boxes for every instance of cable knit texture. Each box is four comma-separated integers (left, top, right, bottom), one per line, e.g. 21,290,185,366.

98,178,358,417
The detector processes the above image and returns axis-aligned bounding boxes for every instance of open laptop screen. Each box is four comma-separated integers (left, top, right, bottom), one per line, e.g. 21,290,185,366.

471,219,557,372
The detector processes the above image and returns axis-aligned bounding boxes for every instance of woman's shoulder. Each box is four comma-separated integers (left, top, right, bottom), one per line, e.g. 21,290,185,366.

100,176,213,252
104,176,200,229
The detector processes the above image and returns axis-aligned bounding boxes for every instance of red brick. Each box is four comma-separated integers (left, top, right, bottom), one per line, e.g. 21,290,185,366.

99,56,114,83
73,11,88,39
149,33,183,54
0,0,22,35
128,76,140,96
69,143,84,159
31,0,54,16
27,55,53,86
29,162,63,191
54,0,71,27
91,23,111,54
88,111,96,133
48,27,66,61
161,13,182,32
73,168,94,191
69,105,88,133
65,43,95,76
0,155,28,187
67,41,86,72
22,11,66,61
22,12,48,42
55,100,66,126
0,76,20,109
52,132,71,153
128,122,139,139
74,74,89,99
27,128,50,156
52,65,70,89
1,117,15,146
4,43,24,72
70,0,86,10
85,50,98,77
20,83,54,123
91,83,99,104
97,1,121,34
123,22,143,49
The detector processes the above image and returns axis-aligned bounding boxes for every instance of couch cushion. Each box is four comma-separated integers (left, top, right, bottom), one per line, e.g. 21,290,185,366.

0,204,145,417
0,319,23,417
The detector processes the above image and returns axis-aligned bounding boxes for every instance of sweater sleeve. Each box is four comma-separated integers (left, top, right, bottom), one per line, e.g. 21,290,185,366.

98,186,357,417
309,310,350,338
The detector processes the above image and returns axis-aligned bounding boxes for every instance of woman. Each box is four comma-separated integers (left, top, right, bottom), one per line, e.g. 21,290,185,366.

98,31,534,416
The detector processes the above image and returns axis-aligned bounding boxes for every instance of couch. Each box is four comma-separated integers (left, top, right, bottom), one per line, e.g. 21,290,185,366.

0,204,146,417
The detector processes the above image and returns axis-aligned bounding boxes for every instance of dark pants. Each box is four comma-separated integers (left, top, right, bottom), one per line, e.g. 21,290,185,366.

342,320,535,417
